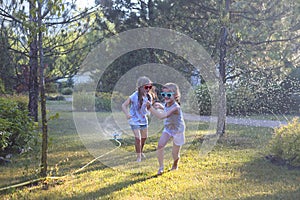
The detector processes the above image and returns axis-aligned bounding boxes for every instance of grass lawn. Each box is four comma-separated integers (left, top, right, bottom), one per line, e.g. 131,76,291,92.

0,101,299,199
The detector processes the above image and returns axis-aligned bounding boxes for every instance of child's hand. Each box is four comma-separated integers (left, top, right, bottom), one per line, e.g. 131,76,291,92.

126,114,132,119
146,101,151,110
153,102,163,110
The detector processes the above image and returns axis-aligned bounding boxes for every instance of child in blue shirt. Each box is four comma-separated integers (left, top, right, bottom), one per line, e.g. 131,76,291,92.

122,76,156,162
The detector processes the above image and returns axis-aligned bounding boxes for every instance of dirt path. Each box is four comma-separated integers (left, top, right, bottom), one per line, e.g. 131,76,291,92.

183,113,288,128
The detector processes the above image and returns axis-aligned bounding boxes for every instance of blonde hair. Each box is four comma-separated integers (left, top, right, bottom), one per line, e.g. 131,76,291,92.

136,76,152,89
162,82,181,105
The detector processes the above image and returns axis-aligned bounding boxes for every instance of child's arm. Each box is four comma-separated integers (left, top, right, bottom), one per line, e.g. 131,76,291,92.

121,98,131,119
148,104,179,119
153,102,164,110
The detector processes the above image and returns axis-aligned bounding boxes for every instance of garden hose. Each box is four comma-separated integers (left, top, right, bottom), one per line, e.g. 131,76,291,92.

0,138,122,192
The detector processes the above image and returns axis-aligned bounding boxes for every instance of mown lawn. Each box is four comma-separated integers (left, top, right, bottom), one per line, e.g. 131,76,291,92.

0,101,299,199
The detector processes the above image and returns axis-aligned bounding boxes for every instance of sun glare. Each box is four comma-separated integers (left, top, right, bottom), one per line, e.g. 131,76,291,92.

76,0,95,9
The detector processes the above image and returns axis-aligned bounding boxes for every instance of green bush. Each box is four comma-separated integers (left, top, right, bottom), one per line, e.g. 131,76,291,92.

73,91,127,112
61,87,73,95
95,92,111,111
226,84,256,115
72,92,95,111
0,118,11,151
0,97,35,155
187,83,290,116
186,84,212,115
268,117,300,168
0,78,5,94
96,91,127,111
45,82,58,94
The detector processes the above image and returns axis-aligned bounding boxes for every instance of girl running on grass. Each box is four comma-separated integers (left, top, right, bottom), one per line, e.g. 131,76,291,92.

122,76,157,162
148,83,185,175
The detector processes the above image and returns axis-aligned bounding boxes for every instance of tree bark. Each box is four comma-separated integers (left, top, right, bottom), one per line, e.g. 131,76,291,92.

38,1,48,177
217,0,230,135
28,1,39,122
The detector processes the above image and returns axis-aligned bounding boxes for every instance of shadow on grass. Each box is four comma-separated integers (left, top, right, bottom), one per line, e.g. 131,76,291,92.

239,189,300,200
71,161,109,175
233,157,300,199
62,173,159,200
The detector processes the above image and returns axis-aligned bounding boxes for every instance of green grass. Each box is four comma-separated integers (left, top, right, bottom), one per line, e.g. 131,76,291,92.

1,101,299,199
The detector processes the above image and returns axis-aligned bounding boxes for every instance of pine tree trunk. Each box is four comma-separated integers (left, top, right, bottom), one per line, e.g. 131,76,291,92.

28,43,39,122
28,2,39,122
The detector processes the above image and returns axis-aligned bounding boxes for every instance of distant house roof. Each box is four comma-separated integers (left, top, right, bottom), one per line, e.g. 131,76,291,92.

56,72,92,84
73,72,92,84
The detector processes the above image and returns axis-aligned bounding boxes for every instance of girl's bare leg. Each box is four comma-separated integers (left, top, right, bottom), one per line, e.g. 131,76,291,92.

140,128,148,157
157,133,171,174
132,129,142,161
171,143,181,170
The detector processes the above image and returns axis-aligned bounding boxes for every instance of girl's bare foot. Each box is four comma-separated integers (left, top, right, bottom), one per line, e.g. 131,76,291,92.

171,158,179,170
157,166,164,175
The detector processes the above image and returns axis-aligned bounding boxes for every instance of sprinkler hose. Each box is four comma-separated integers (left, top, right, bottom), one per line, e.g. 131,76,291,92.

0,138,121,192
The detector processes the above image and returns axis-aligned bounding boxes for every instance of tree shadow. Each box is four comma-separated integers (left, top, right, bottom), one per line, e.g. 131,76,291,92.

227,156,300,199
61,173,159,200
239,189,300,200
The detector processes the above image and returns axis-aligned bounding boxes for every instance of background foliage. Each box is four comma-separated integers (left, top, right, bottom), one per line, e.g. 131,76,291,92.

268,117,300,168
0,96,35,155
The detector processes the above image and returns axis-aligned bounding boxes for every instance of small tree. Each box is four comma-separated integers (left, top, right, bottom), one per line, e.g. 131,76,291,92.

0,0,98,177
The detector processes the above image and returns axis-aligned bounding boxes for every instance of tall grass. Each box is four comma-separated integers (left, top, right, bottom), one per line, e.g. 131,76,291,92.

1,101,299,199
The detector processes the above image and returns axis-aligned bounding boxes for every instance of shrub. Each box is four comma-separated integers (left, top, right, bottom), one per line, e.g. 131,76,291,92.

0,78,5,94
109,91,127,111
61,87,73,95
5,95,28,110
95,91,127,111
73,91,127,112
268,117,300,168
186,84,212,115
95,92,111,111
0,119,11,151
45,82,58,94
226,84,256,115
72,92,95,111
0,97,35,155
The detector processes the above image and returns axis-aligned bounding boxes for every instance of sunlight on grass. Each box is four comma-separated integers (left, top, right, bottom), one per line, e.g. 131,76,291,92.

1,101,299,199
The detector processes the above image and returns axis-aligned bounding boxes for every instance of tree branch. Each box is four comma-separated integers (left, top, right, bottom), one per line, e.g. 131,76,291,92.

240,35,300,46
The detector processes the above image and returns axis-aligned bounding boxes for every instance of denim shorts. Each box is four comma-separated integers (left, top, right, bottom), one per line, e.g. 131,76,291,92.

130,124,148,130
